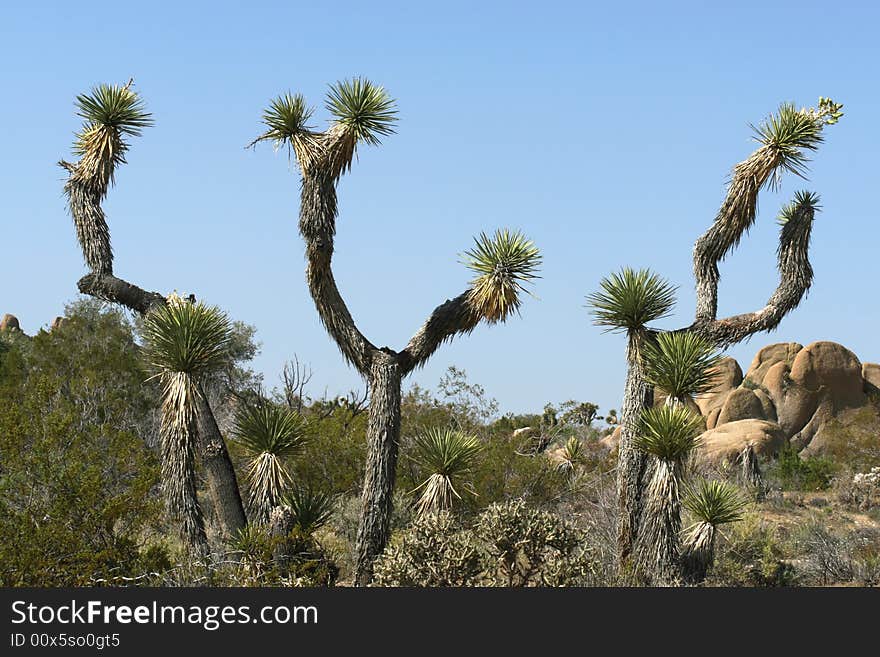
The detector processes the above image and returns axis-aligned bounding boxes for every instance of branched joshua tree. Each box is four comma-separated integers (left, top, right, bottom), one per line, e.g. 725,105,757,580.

633,404,703,585
253,78,542,584
681,479,746,584
231,400,310,523
142,295,233,556
59,82,247,538
588,97,843,570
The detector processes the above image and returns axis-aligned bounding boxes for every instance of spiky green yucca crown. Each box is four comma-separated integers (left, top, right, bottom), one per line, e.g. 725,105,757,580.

588,268,677,333
326,77,398,146
634,404,704,462
778,190,821,225
463,229,542,323
281,484,335,534
683,479,745,527
253,78,397,177
413,428,482,478
232,401,309,458
142,298,232,376
75,83,153,142
751,97,843,185
642,331,723,400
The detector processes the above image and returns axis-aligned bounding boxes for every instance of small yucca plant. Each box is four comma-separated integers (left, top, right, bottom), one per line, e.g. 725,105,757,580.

634,404,704,585
556,436,585,475
681,479,746,583
411,429,482,517
142,298,233,556
463,229,542,323
281,484,336,535
642,331,723,402
232,401,309,523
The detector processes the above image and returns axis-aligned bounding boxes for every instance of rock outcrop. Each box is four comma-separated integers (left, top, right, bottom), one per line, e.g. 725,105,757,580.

691,341,880,464
0,314,20,331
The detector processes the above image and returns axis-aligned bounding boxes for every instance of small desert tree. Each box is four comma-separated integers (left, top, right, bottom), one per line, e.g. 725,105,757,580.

633,404,703,585
589,97,842,570
410,428,482,517
142,296,234,556
231,400,310,523
681,479,746,583
58,82,247,538
253,79,541,584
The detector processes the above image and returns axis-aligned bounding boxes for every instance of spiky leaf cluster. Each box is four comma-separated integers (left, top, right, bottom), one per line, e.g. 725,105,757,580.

232,401,309,521
281,484,335,534
634,405,703,463
463,229,542,323
642,331,723,400
251,92,319,166
588,268,677,333
142,299,233,376
72,83,153,189
778,190,821,225
411,429,482,516
751,97,843,183
557,436,585,473
326,77,398,146
683,479,745,527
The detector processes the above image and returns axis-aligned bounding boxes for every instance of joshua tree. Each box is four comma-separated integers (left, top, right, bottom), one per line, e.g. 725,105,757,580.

58,82,248,538
588,268,677,564
589,97,843,569
231,400,310,523
681,479,746,583
411,428,482,517
253,79,541,584
142,296,234,556
633,404,704,585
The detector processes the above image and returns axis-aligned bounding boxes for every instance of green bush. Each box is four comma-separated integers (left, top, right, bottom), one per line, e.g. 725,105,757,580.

768,444,837,491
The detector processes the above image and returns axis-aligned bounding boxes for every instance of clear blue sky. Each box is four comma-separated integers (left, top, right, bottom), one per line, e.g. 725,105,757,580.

2,1,878,416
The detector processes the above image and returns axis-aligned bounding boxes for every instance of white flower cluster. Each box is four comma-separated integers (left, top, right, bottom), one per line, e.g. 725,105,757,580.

853,467,880,489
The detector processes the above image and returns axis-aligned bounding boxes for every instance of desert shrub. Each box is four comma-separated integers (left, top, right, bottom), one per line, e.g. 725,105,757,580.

373,513,482,586
767,444,837,491
373,500,594,586
224,523,338,586
835,467,880,511
477,499,594,586
0,301,169,586
795,521,880,586
707,513,798,587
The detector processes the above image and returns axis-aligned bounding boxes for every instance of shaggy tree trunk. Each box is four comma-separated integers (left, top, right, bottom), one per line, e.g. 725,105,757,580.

193,384,248,538
616,334,654,573
354,353,403,586
681,522,716,584
639,459,683,586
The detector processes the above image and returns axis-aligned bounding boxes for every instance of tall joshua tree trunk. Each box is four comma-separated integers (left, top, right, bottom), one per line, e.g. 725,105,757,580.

356,354,402,584
59,82,247,540
253,80,541,584
617,336,654,569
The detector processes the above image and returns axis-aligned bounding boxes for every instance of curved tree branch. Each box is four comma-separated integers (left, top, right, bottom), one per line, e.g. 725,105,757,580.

77,272,166,315
398,292,480,375
689,196,816,347
299,166,379,375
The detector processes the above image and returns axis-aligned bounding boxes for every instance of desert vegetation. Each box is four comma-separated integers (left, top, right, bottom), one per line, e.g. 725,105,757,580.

1,82,877,588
